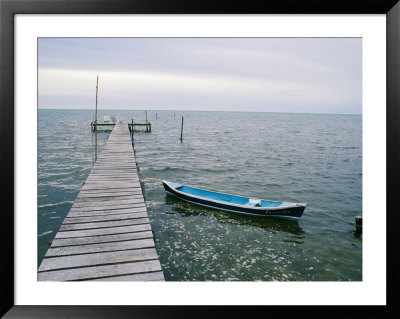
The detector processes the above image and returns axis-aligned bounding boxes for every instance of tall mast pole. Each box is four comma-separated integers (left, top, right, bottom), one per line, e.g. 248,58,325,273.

95,75,99,162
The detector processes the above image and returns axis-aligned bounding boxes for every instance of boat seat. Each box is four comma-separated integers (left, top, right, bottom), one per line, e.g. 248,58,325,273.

248,198,261,206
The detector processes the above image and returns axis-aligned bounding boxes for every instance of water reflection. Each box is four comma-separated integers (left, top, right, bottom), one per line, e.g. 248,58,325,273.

165,195,305,236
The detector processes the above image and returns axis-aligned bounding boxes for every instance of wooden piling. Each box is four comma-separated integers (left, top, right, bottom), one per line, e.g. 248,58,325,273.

95,75,99,162
355,216,362,235
131,119,134,147
180,116,184,142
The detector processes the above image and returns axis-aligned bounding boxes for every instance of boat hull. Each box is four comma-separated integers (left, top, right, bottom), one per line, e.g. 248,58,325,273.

162,181,306,221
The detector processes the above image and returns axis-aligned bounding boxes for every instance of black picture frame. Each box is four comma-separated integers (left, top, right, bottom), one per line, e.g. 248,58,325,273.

1,0,399,318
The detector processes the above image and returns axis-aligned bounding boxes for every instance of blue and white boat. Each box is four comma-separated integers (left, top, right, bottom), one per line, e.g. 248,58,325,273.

162,180,307,221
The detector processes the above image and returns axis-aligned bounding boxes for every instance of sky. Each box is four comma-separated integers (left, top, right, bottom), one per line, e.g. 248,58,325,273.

38,38,362,114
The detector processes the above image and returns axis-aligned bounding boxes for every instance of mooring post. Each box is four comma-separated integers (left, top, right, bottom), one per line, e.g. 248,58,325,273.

145,110,148,123
180,116,184,142
131,118,134,147
95,75,99,162
355,216,362,236
156,113,158,120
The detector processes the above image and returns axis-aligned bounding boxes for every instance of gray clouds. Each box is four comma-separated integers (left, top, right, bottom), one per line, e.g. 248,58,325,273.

38,38,362,113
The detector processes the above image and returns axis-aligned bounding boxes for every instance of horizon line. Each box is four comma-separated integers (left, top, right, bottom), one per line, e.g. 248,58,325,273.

38,107,361,116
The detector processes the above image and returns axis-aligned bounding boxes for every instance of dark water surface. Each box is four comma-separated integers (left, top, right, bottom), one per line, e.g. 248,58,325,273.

38,109,362,281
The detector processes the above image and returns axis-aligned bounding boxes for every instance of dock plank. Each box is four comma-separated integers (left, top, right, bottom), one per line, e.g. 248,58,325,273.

45,238,156,257
90,271,164,282
68,202,146,212
80,185,142,191
67,207,148,218
77,190,142,196
50,231,154,247
59,217,150,231
73,196,144,205
38,261,162,281
75,194,143,201
64,211,148,224
38,248,159,271
54,222,151,239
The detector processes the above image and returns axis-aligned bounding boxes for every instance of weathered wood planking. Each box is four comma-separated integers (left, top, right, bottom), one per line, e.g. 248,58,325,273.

38,261,163,281
50,231,154,247
38,123,164,281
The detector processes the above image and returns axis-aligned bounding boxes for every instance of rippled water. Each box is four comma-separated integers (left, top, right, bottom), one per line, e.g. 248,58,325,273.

38,109,362,281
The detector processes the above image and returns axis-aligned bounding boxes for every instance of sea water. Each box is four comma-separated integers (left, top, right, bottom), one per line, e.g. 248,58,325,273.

38,109,362,281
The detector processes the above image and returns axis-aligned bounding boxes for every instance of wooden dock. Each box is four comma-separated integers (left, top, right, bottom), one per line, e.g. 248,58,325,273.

91,121,151,133
38,123,164,281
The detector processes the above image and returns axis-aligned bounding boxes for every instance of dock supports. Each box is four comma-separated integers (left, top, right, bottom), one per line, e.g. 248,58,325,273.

128,121,151,133
146,122,151,133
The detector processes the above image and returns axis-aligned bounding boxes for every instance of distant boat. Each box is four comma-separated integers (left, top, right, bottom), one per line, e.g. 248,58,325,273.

162,180,307,221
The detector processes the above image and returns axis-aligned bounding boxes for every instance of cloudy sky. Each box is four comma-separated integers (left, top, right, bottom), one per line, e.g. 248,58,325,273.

38,38,362,114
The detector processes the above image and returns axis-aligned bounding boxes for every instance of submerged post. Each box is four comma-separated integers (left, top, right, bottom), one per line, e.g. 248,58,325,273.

180,116,184,142
95,75,99,162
